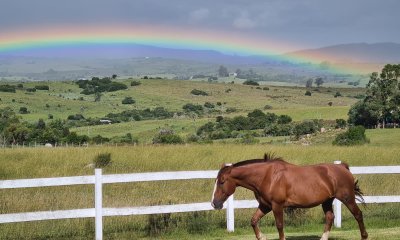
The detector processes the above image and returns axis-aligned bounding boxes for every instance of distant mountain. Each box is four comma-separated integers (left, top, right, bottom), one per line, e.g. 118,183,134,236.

1,44,275,65
285,42,400,63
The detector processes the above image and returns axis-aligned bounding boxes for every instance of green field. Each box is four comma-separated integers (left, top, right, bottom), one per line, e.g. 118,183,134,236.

1,128,400,239
1,78,399,239
1,78,365,143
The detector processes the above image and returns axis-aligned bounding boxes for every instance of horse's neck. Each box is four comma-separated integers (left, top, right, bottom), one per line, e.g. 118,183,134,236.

231,165,269,192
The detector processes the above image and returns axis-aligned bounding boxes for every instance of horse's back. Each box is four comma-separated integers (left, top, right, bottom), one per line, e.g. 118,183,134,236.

274,162,354,207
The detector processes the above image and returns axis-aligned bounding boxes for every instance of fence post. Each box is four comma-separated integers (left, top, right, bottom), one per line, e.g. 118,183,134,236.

95,169,103,240
333,160,342,228
226,194,234,232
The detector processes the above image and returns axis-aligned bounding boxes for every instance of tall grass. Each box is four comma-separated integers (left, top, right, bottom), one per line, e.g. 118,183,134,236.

0,142,400,239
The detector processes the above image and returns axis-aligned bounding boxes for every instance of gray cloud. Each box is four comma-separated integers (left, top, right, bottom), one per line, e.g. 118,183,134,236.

1,0,399,51
189,8,210,22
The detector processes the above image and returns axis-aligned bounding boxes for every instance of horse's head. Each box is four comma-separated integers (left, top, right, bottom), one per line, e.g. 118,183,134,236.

211,163,236,210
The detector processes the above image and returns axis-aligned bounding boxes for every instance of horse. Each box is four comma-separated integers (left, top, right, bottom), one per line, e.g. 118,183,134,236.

211,153,368,240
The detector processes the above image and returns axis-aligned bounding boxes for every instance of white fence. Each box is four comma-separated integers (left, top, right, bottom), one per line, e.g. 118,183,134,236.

1,164,400,240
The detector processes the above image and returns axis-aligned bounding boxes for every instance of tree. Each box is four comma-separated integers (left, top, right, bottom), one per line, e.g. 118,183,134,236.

218,65,229,77
305,79,313,88
315,77,324,87
112,74,117,79
364,64,400,128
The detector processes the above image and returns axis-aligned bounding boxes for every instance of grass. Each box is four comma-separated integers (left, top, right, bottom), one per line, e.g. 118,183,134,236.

0,137,400,239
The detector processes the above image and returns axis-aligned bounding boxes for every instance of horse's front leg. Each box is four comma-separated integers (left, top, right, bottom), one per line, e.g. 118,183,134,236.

272,205,286,240
251,205,271,240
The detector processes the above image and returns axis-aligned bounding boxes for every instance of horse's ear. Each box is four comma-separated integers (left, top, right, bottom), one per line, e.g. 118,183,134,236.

221,163,233,168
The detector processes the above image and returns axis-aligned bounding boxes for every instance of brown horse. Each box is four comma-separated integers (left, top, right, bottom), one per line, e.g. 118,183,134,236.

211,153,368,240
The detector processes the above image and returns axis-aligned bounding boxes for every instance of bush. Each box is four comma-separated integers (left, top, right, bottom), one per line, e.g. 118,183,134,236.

190,89,208,96
333,126,369,146
183,103,204,114
263,87,270,90
204,102,215,108
93,153,112,168
294,120,318,138
277,115,292,124
264,105,273,110
26,88,36,92
35,85,50,90
335,119,347,129
19,107,29,114
67,114,85,120
226,107,237,113
0,85,16,93
334,91,342,98
239,132,260,144
305,90,312,96
243,80,259,86
91,135,110,144
122,97,135,104
130,81,141,86
152,129,184,144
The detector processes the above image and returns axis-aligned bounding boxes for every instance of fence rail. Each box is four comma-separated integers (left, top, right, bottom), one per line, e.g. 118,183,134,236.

1,164,400,240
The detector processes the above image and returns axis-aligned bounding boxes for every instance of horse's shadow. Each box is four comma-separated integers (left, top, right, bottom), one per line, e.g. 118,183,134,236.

285,236,346,240
286,235,345,240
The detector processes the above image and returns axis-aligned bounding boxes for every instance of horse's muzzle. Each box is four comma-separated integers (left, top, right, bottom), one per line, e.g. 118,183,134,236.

211,201,223,210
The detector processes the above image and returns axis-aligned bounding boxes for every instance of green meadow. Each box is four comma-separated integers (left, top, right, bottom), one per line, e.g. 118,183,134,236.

1,129,400,239
1,78,399,239
0,78,365,143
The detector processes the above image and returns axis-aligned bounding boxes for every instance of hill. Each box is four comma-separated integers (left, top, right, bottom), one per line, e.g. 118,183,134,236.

0,78,365,143
286,42,400,63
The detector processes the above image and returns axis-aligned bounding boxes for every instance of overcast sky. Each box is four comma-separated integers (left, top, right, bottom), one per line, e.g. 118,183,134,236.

1,0,399,52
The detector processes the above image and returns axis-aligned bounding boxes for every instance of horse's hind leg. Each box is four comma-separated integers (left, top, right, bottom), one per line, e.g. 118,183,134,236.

320,198,334,240
343,199,368,240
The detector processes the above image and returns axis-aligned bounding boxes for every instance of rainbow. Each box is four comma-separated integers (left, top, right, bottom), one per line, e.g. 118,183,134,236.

0,24,374,73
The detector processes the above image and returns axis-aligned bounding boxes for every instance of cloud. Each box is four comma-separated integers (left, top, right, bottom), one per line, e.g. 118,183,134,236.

189,8,210,22
232,16,257,29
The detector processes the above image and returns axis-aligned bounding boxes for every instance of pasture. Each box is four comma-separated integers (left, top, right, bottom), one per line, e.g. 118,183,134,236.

1,129,400,239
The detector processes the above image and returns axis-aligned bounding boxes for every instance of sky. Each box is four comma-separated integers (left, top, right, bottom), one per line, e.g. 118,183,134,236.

0,0,399,53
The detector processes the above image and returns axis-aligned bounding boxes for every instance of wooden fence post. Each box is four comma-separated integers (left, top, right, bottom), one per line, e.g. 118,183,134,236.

333,160,342,228
226,194,234,232
95,169,103,240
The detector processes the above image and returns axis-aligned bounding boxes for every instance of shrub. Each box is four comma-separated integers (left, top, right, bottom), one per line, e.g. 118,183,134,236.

91,135,110,144
333,126,369,146
243,80,259,86
93,153,112,168
264,105,273,110
19,107,29,114
190,89,208,96
334,91,342,98
152,129,183,144
130,81,141,86
0,85,16,93
183,103,204,114
263,87,270,90
35,85,50,90
122,97,135,104
277,115,292,124
204,102,215,108
26,88,36,92
335,119,347,129
294,120,318,138
305,90,312,96
67,114,85,120
239,132,260,144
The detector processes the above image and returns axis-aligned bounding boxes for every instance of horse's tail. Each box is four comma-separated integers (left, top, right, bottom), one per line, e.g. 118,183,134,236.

341,162,366,206
354,179,366,207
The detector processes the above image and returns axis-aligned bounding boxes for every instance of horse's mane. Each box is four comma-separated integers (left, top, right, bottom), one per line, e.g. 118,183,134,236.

233,152,284,168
